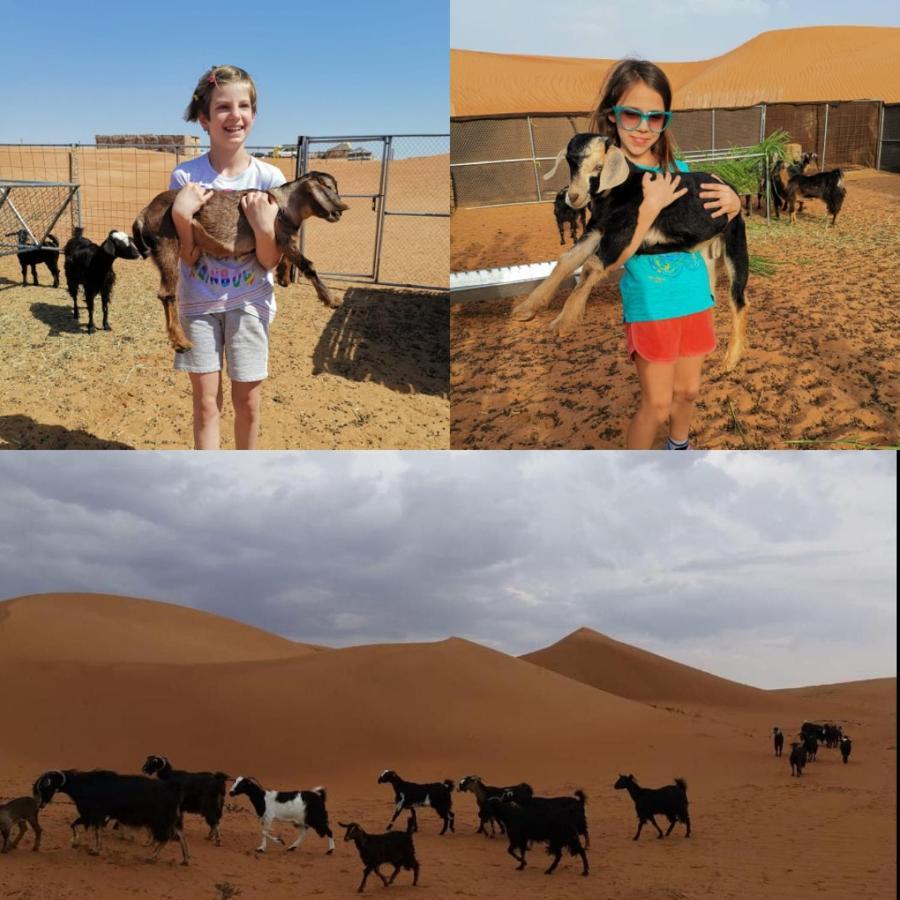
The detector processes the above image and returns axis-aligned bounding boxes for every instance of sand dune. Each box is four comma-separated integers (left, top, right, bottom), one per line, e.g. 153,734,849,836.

0,592,316,664
522,625,772,708
451,26,900,116
0,593,894,899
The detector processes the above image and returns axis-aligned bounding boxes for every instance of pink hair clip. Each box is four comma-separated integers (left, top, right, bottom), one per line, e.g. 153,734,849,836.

208,72,218,86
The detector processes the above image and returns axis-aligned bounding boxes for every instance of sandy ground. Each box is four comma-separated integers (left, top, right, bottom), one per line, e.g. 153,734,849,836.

0,592,895,900
450,169,900,449
450,27,900,116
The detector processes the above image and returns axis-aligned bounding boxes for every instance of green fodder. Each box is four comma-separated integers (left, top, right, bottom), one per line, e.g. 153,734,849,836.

702,131,793,197
748,255,778,276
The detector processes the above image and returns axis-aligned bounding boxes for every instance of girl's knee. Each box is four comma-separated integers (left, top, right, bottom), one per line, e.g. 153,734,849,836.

195,393,221,425
641,399,672,425
673,384,700,405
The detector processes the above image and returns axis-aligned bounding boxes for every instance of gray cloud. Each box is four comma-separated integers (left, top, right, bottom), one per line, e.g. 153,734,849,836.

0,451,895,688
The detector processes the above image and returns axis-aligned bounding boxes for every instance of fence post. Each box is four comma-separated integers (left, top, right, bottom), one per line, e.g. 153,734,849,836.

527,116,542,202
821,103,829,169
372,136,392,283
69,144,82,229
711,108,716,151
760,103,766,142
876,101,885,171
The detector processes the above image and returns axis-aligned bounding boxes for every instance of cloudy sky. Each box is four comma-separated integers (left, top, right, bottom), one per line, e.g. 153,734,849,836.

0,452,895,689
452,0,897,59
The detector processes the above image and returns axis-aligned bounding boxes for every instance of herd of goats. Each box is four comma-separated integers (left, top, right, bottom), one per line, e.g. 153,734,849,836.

0,722,855,889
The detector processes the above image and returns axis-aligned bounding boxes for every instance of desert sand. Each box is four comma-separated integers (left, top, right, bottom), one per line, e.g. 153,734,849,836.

450,168,900,449
0,592,895,899
451,27,900,117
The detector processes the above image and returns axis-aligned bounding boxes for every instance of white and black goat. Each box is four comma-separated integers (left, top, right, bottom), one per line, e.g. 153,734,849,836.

338,821,420,893
377,769,455,834
63,227,142,334
142,755,228,845
840,736,852,764
613,774,691,840
485,790,589,876
32,769,189,864
228,776,335,854
513,133,750,370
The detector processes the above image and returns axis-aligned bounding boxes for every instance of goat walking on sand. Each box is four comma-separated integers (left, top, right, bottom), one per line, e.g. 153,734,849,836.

378,769,455,835
773,727,784,757
614,774,691,840
339,821,420,893
0,796,42,852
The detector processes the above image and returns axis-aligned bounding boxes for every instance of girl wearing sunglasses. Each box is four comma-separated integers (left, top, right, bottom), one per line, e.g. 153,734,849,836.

589,59,741,450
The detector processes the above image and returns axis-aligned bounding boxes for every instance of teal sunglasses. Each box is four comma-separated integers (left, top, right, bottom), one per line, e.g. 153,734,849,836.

612,106,673,133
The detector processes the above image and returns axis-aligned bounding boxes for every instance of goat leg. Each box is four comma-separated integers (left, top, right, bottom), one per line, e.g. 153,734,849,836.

282,244,340,308
548,254,606,337
160,296,192,353
511,229,601,321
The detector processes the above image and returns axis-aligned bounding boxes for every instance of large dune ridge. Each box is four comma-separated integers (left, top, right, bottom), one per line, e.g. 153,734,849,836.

451,26,900,116
0,592,318,664
0,592,894,899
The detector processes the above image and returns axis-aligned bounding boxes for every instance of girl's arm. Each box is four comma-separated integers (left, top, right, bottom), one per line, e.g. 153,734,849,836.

171,183,214,265
609,171,688,269
241,192,282,270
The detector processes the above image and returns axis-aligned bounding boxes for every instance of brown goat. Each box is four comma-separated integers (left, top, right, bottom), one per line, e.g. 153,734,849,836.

132,171,348,351
0,796,42,852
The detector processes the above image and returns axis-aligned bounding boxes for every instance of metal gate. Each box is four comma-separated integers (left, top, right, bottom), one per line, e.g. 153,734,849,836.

0,179,80,256
297,133,449,291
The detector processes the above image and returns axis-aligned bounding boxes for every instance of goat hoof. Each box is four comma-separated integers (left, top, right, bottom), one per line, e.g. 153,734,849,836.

103,324,112,331
510,300,539,322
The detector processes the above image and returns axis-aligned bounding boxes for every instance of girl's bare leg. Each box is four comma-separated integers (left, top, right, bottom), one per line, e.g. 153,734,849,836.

669,354,705,444
190,371,224,450
626,356,676,449
232,380,263,450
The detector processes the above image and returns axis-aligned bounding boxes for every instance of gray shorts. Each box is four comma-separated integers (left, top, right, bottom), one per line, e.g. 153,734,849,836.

173,308,269,382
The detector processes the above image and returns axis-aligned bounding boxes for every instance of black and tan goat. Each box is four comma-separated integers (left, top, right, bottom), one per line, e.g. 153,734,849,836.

786,168,846,226
5,229,60,287
132,171,348,352
512,134,749,370
457,775,533,837
0,796,42,852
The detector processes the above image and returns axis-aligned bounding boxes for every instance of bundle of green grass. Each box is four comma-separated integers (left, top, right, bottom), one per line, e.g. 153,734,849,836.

684,130,793,197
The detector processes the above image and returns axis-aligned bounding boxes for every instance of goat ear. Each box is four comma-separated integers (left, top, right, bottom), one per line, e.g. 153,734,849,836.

309,179,349,215
102,235,116,256
598,146,630,191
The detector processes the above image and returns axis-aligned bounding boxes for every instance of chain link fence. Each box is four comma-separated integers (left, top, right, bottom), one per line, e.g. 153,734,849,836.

879,104,900,172
0,136,450,290
452,100,888,208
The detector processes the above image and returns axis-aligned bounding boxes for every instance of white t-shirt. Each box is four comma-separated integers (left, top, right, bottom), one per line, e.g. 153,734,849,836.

169,154,287,321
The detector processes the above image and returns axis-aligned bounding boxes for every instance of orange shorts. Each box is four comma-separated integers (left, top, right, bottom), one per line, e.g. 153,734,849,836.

625,308,717,363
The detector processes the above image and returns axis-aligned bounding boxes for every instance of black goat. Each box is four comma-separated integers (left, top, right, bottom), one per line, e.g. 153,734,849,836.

840,737,852,764
553,188,587,245
142,755,228,845
339,821,420,893
32,769,189,864
786,168,846,226
457,775,533,837
485,792,589,876
773,727,784,757
377,769,454,834
5,229,60,287
789,742,808,777
613,774,690,840
803,732,819,762
63,228,142,334
801,722,827,744
513,134,749,370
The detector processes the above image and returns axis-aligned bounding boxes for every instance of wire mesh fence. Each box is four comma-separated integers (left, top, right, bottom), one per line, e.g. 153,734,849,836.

0,135,450,290
880,104,900,172
451,100,886,208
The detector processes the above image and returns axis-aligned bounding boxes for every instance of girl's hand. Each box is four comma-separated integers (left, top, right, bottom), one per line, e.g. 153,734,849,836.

641,171,688,216
241,191,278,237
699,175,742,220
172,183,213,222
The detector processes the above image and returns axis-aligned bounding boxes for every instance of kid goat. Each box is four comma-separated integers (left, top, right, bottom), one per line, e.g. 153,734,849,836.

513,133,750,370
338,821,420,893
5,229,60,287
228,776,335,854
132,171,348,352
377,769,455,834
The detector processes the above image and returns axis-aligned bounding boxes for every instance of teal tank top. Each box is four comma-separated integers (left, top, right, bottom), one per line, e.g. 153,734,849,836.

619,159,714,323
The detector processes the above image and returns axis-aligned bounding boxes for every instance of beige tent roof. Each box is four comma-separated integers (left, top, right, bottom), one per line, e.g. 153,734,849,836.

451,26,900,118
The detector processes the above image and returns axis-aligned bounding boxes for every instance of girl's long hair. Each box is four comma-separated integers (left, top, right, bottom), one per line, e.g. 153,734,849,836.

589,59,678,172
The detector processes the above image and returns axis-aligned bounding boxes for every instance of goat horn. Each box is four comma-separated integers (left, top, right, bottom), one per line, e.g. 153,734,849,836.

543,148,567,181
